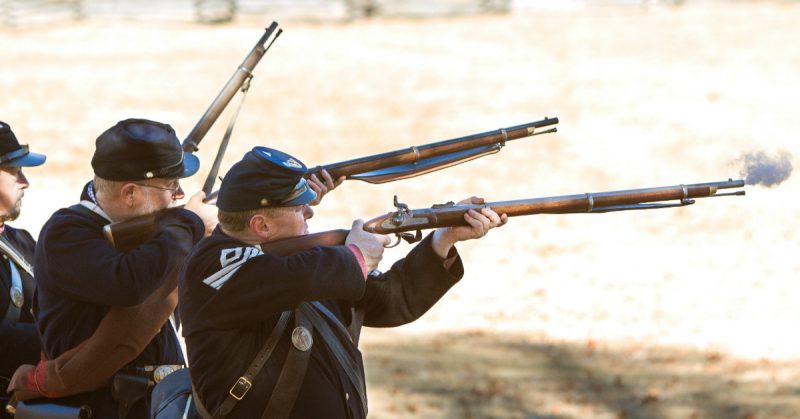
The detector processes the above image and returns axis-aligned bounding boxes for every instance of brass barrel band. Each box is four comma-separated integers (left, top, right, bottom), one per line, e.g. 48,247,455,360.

239,65,254,76
586,193,594,212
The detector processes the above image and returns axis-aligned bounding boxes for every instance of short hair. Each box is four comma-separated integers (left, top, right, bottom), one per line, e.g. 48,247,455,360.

218,206,282,232
93,176,126,196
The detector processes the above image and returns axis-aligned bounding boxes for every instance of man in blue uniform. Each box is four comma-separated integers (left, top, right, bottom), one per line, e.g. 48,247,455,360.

34,119,217,418
0,121,46,418
180,146,507,418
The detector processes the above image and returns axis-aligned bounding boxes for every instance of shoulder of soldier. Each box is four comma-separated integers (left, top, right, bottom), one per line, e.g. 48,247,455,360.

37,206,105,246
184,230,252,272
182,231,266,288
2,224,35,248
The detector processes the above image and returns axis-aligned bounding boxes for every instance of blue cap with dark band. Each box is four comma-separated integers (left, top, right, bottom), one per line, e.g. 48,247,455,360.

0,121,47,167
217,146,317,212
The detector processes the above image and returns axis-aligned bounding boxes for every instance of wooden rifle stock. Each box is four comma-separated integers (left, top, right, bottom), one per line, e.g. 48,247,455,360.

259,229,350,255
307,117,558,184
103,212,161,252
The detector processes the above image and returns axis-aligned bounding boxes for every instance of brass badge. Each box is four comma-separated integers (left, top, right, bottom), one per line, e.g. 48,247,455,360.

153,365,177,383
11,287,23,308
291,326,313,351
282,158,302,169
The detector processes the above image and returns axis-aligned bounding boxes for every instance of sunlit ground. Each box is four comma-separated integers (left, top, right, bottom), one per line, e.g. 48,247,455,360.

2,2,798,417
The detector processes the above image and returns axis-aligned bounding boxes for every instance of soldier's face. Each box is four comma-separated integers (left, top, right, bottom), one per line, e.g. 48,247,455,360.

0,166,28,223
130,178,183,217
265,204,314,241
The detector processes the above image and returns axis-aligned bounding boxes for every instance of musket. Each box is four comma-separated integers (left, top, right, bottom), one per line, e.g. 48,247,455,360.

305,117,558,184
103,23,282,251
258,179,745,254
105,117,556,249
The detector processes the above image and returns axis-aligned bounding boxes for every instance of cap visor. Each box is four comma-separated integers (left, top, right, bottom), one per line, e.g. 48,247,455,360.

281,187,317,207
4,152,47,167
179,153,200,178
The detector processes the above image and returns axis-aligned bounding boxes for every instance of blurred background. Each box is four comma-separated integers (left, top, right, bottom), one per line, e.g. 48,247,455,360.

1,0,798,417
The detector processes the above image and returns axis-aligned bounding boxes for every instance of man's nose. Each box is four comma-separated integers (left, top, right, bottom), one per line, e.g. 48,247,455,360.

303,205,314,220
173,185,185,200
17,170,29,188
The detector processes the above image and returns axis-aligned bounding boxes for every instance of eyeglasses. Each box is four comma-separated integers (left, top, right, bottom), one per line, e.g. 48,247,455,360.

135,180,182,195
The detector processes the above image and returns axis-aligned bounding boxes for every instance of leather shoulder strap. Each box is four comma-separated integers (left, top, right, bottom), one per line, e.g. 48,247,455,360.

3,257,22,322
301,303,368,416
348,307,365,346
0,234,33,277
261,306,314,419
0,233,32,323
192,385,213,419
215,310,291,418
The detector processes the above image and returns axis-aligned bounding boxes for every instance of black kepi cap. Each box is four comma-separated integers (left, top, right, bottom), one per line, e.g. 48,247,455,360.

217,146,317,212
0,121,47,167
91,118,199,181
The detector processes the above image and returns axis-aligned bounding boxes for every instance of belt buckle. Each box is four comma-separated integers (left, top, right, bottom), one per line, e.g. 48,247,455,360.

229,377,252,401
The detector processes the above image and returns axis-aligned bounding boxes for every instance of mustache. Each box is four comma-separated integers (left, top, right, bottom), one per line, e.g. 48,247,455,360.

735,150,793,187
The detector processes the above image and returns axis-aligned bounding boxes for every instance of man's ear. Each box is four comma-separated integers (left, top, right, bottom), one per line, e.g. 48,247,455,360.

249,213,271,240
119,183,137,206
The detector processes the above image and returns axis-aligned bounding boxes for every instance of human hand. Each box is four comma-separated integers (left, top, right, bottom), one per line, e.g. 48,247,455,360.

345,219,391,273
431,196,508,258
184,191,219,237
307,169,345,206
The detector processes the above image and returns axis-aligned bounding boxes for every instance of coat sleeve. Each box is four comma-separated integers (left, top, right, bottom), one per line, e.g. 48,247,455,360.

356,233,464,328
38,208,203,307
180,243,367,333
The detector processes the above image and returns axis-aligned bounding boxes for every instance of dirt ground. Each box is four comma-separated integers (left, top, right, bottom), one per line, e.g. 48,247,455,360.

1,3,799,418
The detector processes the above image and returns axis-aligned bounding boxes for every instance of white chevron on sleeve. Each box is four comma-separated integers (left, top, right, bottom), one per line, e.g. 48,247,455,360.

203,246,264,290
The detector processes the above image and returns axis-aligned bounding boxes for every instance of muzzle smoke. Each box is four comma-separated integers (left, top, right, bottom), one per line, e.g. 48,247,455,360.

737,150,793,187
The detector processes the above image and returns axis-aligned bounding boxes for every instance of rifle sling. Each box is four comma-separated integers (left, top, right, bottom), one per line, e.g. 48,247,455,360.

303,302,368,416
202,76,252,196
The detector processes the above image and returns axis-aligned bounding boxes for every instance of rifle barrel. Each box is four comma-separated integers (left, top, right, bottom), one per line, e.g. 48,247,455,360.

310,117,558,180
